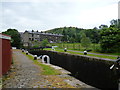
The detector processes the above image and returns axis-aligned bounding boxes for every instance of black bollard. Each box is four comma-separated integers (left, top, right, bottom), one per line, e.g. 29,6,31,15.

26,51,28,55
34,55,37,60
84,50,87,55
64,48,67,52
22,49,24,52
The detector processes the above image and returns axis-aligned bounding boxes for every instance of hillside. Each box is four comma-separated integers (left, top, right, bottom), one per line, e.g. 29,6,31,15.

45,27,100,43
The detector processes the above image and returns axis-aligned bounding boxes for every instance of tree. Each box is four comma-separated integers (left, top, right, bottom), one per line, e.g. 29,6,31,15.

83,29,100,43
2,28,22,48
100,26,120,53
99,24,108,29
32,40,41,48
45,26,99,43
81,33,91,49
61,29,68,42
40,39,49,47
93,27,98,30
110,19,120,28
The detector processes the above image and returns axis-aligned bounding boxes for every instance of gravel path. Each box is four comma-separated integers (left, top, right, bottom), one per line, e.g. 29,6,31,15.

2,50,51,88
2,50,99,89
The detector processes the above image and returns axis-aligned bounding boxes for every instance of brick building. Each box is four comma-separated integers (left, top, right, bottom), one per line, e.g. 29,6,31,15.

20,30,63,47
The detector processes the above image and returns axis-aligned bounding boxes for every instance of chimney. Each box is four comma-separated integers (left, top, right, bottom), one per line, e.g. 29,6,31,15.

32,30,34,32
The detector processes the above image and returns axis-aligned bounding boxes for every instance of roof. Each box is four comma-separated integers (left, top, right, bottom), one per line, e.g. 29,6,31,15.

25,30,63,36
0,33,11,40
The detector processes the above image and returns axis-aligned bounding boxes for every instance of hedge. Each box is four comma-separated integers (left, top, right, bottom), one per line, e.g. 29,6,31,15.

29,49,118,89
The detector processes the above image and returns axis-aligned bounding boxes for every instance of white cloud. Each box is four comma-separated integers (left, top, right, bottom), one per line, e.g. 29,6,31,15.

77,3,118,28
0,0,119,32
1,0,119,3
118,1,120,19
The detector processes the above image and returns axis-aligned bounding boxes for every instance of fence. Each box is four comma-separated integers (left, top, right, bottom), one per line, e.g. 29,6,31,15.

0,34,12,76
29,49,118,89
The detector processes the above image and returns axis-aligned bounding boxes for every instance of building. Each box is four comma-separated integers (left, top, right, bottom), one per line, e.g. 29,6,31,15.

20,30,63,47
0,34,12,75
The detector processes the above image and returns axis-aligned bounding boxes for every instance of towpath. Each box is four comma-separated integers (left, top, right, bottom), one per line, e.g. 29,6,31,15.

68,50,118,58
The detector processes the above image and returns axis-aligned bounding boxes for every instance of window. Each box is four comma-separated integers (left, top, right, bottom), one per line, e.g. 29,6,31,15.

29,38,31,40
32,34,34,37
37,35,39,37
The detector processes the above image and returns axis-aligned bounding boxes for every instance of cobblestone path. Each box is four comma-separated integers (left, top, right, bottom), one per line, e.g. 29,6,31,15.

2,50,98,89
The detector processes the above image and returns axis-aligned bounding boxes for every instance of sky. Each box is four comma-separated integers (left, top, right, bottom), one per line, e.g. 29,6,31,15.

0,0,119,32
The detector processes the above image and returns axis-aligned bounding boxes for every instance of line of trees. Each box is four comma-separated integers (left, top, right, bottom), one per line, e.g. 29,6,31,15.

46,19,120,53
2,19,120,53
100,19,120,53
2,28,50,49
2,29,22,48
45,26,100,44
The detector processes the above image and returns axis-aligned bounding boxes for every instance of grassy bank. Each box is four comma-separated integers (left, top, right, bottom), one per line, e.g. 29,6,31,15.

50,43,100,51
22,52,61,75
50,43,120,55
22,51,75,88
44,48,117,60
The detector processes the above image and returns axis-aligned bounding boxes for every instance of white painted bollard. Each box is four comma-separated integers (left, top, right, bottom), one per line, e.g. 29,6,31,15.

34,55,37,60
42,55,50,64
52,46,55,51
64,48,67,52
22,49,24,52
26,51,28,55
84,50,87,55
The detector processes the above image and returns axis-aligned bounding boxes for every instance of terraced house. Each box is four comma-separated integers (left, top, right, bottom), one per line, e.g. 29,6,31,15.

20,30,63,47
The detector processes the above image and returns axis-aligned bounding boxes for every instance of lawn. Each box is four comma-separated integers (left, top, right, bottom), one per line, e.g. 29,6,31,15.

44,48,117,60
50,43,100,51
50,43,120,56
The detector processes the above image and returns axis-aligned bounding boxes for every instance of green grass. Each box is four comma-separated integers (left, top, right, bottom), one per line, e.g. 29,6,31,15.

50,43,100,51
44,48,117,60
104,53,120,56
87,54,116,59
44,47,120,56
48,43,120,56
68,51,117,60
22,52,61,75
22,52,34,60
35,62,60,75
